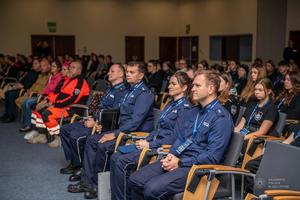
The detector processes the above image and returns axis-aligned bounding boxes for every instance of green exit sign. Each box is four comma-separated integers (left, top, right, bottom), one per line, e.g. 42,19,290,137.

48,22,56,33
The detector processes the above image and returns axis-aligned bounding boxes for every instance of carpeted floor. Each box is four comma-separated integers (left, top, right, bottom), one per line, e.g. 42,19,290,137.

0,106,84,200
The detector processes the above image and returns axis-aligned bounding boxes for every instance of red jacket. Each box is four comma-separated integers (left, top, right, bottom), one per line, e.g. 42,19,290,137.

53,75,90,108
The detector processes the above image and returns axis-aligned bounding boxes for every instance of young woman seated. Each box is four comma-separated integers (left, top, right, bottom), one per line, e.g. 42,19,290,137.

235,78,278,140
218,73,240,124
240,64,267,106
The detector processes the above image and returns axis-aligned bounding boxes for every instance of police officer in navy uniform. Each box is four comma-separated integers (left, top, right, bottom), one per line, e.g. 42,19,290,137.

129,70,233,200
60,63,128,175
67,62,154,199
110,71,194,200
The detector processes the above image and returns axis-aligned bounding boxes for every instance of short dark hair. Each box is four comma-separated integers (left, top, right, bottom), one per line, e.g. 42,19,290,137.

128,61,146,74
194,70,220,93
266,60,275,68
106,55,112,60
114,63,126,79
278,60,289,67
148,60,158,67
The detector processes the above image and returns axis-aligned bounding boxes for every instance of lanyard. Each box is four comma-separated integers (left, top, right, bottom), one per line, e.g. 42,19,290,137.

192,99,219,138
246,99,269,127
274,75,284,86
122,81,143,103
159,98,185,121
102,83,124,100
276,98,285,109
153,98,185,141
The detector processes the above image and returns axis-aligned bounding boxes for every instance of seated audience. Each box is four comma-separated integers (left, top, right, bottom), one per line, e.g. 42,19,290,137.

19,60,64,132
240,64,267,106
27,61,90,147
128,70,233,199
67,62,154,198
218,73,240,124
273,60,289,95
145,60,164,94
110,71,194,200
59,63,127,175
234,64,248,95
235,78,278,140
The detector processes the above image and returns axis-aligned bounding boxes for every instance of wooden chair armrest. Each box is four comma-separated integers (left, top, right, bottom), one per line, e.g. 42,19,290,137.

114,132,125,152
264,190,300,197
285,119,299,125
198,164,250,173
29,92,38,97
244,193,258,200
18,89,26,97
137,148,151,170
70,114,80,124
93,91,104,96
273,196,300,200
70,104,89,109
253,135,285,141
161,145,171,152
131,132,149,137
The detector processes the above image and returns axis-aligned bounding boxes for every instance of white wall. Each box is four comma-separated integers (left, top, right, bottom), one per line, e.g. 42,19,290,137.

0,0,273,64
286,0,300,42
0,0,179,62
177,0,257,63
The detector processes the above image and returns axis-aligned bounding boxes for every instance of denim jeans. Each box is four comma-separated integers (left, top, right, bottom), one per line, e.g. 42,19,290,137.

22,97,37,127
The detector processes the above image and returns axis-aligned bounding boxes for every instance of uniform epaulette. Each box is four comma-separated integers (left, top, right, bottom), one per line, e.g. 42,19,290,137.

214,107,226,117
183,103,190,108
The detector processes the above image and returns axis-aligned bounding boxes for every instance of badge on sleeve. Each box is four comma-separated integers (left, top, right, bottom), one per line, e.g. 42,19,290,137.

74,89,81,95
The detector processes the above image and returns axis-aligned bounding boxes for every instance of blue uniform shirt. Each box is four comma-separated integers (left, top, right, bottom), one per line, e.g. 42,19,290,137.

170,99,233,167
114,81,154,136
146,98,192,149
99,82,128,110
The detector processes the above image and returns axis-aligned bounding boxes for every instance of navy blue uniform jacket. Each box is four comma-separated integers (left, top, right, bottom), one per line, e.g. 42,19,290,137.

170,99,233,167
146,98,193,149
114,81,154,136
99,82,128,110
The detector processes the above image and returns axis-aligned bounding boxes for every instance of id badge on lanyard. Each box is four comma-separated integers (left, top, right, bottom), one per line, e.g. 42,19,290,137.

175,100,219,155
175,138,193,155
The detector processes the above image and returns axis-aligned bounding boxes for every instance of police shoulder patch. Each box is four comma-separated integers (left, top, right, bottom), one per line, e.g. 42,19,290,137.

74,89,81,95
214,108,225,117
183,103,190,108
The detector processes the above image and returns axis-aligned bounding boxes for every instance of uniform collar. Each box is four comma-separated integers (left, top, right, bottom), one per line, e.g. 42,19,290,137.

201,98,219,113
129,80,143,91
111,81,125,89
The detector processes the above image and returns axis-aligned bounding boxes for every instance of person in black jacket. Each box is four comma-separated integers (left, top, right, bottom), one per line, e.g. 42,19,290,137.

145,60,164,94
0,58,41,123
283,40,299,64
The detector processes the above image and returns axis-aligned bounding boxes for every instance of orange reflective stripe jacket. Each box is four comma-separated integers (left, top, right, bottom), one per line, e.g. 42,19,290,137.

53,75,90,108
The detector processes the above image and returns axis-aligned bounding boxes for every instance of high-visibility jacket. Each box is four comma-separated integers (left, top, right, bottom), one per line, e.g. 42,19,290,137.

53,75,90,108
47,77,70,104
